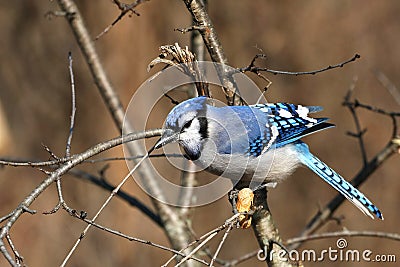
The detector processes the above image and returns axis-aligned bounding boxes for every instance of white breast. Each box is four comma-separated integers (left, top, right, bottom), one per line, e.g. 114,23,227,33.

192,140,301,187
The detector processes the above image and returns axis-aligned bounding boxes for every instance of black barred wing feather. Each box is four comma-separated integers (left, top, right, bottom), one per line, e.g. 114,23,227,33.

251,103,334,148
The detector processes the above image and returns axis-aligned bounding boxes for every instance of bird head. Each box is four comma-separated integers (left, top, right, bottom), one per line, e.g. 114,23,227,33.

155,97,210,160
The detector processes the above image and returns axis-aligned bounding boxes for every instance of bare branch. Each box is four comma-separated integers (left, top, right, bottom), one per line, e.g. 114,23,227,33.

5,235,24,266
42,144,60,160
238,54,272,88
95,0,149,40
0,153,183,167
250,187,297,267
64,211,209,266
351,99,400,117
181,0,226,64
70,169,163,227
240,54,361,76
57,0,127,133
44,10,69,19
175,232,217,267
209,223,233,267
182,0,241,105
0,212,14,224
45,52,78,215
0,158,64,167
0,240,17,267
343,77,368,165
162,214,241,267
65,51,76,158
60,154,151,267
56,1,196,260
0,129,162,266
175,26,205,34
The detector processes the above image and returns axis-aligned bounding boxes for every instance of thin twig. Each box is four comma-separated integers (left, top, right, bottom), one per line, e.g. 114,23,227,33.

175,232,218,267
57,0,131,132
209,223,233,267
239,53,272,90
352,99,400,117
88,153,183,162
21,206,37,215
44,10,69,19
65,52,76,157
163,214,241,267
45,52,78,215
0,239,17,267
5,234,24,265
60,154,150,267
0,158,66,167
175,26,205,34
0,129,162,266
64,211,209,266
240,54,361,76
70,169,162,227
95,0,149,40
42,144,59,160
0,211,14,224
343,77,368,165
0,153,183,167
189,1,209,98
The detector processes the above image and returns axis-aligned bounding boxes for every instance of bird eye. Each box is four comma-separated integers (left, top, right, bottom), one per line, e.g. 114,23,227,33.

182,120,192,130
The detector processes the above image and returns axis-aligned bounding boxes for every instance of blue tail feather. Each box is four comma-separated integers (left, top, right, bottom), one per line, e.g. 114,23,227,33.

295,142,383,220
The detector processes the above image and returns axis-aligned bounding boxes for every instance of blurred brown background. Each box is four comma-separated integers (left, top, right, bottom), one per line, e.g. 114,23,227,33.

0,1,399,266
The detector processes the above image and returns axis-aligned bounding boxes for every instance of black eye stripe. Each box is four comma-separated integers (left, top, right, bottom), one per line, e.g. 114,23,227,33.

182,120,192,130
198,117,208,139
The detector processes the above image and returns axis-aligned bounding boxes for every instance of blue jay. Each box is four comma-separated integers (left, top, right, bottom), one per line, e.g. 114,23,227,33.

155,96,383,220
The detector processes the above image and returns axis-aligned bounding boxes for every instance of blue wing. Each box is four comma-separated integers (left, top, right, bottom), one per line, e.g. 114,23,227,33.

251,102,333,151
295,141,383,220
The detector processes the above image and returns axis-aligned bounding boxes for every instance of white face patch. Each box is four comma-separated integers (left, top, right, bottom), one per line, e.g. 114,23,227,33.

179,117,202,145
179,118,203,158
183,117,201,136
296,105,317,124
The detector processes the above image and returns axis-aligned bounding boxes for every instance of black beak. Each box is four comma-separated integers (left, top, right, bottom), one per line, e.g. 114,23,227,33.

154,129,179,149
